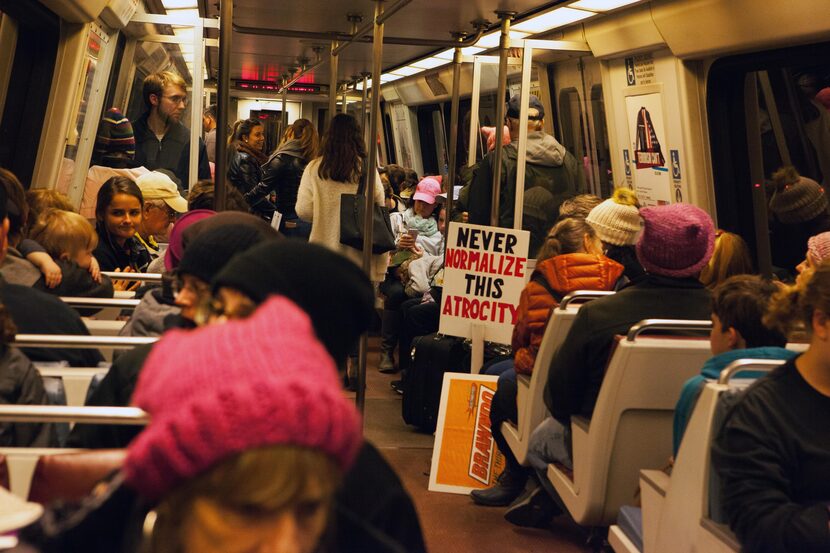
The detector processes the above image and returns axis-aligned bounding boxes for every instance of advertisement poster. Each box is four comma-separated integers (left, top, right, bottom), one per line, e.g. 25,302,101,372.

439,223,530,345
429,373,506,494
625,93,671,206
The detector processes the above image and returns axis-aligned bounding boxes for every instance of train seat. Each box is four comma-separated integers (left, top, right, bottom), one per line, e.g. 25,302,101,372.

83,318,127,336
27,449,126,504
36,367,109,408
546,319,712,527
501,291,614,465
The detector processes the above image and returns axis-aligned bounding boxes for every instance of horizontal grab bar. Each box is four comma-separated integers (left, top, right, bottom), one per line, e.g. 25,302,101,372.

61,297,140,309
626,319,713,341
13,334,157,349
100,272,164,283
0,405,149,425
717,359,786,384
559,291,615,310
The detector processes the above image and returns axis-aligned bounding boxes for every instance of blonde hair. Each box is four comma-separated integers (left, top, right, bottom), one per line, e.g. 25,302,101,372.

699,230,754,289
151,446,340,553
537,218,595,263
25,189,74,225
28,209,98,259
279,119,319,162
558,194,602,220
764,259,830,339
143,71,187,109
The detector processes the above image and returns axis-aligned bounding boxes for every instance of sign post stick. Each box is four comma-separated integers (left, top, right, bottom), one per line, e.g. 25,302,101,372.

470,323,486,374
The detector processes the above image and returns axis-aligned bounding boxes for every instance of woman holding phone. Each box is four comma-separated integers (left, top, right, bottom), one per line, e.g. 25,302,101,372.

379,176,444,373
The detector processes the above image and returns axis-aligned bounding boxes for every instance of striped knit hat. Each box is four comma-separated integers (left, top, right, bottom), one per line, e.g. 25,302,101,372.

769,167,827,224
94,108,135,160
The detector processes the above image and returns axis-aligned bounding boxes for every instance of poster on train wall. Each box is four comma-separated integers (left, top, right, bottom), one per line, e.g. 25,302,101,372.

439,223,530,345
625,92,671,206
429,373,506,494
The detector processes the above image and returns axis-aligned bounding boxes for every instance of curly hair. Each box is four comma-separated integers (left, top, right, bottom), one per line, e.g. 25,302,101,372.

764,259,830,339
318,114,365,183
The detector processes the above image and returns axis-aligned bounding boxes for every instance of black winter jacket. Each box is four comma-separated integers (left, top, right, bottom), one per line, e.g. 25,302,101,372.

132,114,210,189
228,142,267,196
545,274,712,423
93,224,151,273
0,346,55,447
246,139,309,219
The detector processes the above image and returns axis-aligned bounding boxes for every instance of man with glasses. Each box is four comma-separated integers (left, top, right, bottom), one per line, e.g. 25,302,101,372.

135,170,188,259
133,71,210,189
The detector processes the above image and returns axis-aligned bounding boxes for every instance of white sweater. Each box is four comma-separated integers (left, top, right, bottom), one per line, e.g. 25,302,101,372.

296,158,389,281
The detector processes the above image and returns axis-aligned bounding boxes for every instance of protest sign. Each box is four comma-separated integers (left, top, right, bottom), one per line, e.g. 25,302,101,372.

429,373,506,494
438,222,530,345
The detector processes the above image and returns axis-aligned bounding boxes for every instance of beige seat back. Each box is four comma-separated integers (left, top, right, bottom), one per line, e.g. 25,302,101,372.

547,319,712,526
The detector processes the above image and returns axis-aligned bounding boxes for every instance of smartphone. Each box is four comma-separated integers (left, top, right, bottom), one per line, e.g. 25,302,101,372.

407,228,419,240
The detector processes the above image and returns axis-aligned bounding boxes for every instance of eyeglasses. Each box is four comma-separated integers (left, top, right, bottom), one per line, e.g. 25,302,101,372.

163,95,189,106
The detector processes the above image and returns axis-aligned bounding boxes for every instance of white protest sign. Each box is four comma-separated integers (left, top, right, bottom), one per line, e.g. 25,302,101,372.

438,222,530,345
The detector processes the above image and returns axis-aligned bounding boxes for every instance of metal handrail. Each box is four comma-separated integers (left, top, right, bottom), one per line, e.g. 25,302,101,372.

625,319,713,342
717,359,785,384
12,334,157,349
100,272,163,283
559,291,615,310
60,297,140,309
0,405,149,425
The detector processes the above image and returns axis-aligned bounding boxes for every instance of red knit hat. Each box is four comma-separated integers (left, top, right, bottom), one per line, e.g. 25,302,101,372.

124,296,362,501
636,204,715,278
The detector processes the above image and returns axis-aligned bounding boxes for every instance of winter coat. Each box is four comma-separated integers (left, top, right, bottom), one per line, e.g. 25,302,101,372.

132,113,210,189
403,254,444,297
227,142,267,196
512,253,623,375
390,209,444,257
296,158,389,282
118,288,180,338
33,260,114,302
545,274,712,424
0,246,42,287
0,346,55,447
246,139,309,219
76,166,150,219
93,223,152,273
468,132,586,256
0,279,104,368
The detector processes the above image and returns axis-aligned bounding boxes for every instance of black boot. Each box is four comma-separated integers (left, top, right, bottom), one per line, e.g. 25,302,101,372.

379,309,401,373
504,482,561,528
470,468,527,507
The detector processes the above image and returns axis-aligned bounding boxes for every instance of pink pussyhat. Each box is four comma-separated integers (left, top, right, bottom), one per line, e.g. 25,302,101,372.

807,231,830,264
636,203,715,278
124,296,362,501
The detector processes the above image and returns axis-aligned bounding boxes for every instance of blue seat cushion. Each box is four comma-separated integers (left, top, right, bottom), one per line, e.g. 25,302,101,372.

618,505,644,552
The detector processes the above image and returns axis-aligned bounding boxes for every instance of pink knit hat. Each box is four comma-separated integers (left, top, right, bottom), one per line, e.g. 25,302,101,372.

807,231,830,264
636,204,715,278
164,209,216,271
124,296,362,501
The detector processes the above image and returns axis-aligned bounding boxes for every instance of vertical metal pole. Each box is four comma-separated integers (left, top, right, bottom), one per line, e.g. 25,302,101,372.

281,87,288,137
444,35,463,242
189,16,204,191
328,41,339,127
744,75,773,278
468,57,482,168
214,0,232,211
357,0,385,418
490,11,515,227
513,43,533,230
341,85,348,114
361,73,369,150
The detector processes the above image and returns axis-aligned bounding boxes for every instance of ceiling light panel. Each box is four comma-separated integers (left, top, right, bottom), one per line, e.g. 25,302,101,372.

475,30,529,49
410,57,447,70
512,7,596,33
162,0,197,8
569,0,641,11
380,74,402,83
389,66,421,76
165,8,199,19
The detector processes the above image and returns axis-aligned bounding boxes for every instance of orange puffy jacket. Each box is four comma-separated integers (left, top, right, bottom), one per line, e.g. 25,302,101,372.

512,253,624,375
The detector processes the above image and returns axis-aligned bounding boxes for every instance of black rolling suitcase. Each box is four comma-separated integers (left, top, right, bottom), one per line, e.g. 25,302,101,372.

402,333,469,432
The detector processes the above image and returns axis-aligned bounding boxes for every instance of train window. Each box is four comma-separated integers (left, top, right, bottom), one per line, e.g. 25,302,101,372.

416,105,440,175
558,87,588,176
708,41,830,277
382,111,396,165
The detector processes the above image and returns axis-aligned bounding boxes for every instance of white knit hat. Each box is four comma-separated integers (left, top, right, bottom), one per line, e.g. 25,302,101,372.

586,193,642,246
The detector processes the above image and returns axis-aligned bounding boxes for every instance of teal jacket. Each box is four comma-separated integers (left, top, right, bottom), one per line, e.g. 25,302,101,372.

672,347,797,456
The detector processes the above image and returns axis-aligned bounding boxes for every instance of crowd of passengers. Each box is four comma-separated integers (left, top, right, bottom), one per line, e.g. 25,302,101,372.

0,69,823,551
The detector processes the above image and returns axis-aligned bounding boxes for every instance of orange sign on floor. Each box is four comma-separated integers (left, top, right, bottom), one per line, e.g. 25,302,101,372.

429,373,506,494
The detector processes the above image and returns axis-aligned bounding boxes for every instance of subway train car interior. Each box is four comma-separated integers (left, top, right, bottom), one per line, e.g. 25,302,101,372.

0,0,828,551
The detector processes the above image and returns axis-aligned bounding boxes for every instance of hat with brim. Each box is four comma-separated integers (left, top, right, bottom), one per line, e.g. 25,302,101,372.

413,176,442,205
136,172,188,213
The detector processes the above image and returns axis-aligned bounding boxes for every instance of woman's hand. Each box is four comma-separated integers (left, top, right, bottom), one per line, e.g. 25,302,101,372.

112,267,139,292
397,232,415,250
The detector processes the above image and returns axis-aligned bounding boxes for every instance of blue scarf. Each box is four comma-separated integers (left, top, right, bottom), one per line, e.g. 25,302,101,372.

403,208,438,237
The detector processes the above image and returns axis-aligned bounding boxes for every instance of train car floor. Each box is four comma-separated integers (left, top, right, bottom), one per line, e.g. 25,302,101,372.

347,337,593,553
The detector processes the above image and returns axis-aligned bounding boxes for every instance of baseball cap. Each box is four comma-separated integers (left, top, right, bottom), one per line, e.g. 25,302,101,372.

135,171,188,213
507,94,545,121
413,176,442,205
